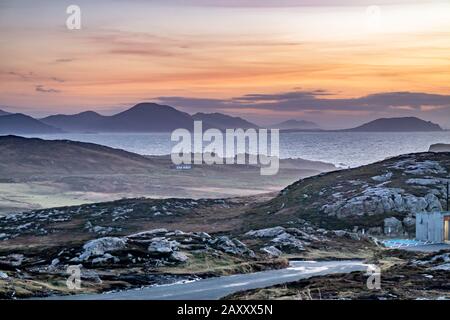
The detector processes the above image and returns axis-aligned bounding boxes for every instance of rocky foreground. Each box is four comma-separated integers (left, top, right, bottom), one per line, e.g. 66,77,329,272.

0,151,449,299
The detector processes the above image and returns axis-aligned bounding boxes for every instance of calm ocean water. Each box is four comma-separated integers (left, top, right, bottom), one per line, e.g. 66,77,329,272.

23,131,450,168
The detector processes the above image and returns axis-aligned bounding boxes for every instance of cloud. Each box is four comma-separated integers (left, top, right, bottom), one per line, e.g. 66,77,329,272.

53,58,74,63
7,71,34,81
35,85,61,93
50,77,65,83
155,90,450,113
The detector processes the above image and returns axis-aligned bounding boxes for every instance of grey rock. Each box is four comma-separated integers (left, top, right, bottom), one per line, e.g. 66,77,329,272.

0,271,8,279
170,251,189,263
260,246,283,257
0,254,24,267
128,229,168,239
430,263,450,271
79,237,127,261
371,172,393,182
271,232,305,251
148,239,179,254
245,227,285,238
92,253,119,264
210,236,255,257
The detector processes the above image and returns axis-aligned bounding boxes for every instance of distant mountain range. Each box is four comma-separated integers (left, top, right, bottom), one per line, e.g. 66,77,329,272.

270,119,319,130
0,105,444,134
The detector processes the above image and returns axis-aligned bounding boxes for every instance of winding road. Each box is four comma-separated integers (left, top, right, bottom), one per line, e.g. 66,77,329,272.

49,260,371,300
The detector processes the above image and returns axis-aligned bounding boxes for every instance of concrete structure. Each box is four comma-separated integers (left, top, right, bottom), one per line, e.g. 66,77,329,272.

416,211,450,243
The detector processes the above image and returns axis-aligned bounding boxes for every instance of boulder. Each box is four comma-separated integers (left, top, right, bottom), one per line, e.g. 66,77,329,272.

128,229,168,239
0,254,24,267
260,246,282,257
92,253,119,265
170,251,189,263
0,271,8,279
78,237,127,261
245,227,285,238
271,232,305,251
209,236,255,257
147,239,179,254
371,172,393,182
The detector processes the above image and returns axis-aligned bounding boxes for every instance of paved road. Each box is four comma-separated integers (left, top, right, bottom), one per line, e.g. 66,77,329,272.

49,260,370,300
401,243,450,252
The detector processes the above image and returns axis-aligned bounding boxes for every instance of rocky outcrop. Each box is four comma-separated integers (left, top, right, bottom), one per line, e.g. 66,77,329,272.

0,254,24,268
69,229,255,267
322,187,442,218
389,159,446,175
260,246,282,257
209,236,255,257
371,172,393,182
245,226,329,254
245,227,286,238
77,237,128,262
147,238,179,254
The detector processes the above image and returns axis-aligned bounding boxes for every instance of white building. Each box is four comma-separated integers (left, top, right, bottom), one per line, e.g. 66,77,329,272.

416,211,450,243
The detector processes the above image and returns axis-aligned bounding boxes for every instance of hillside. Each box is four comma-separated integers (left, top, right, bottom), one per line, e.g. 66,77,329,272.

0,109,11,116
0,114,62,134
346,117,442,132
0,135,158,176
0,136,335,213
243,152,450,234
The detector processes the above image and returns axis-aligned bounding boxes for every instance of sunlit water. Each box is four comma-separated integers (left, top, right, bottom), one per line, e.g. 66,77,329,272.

22,131,450,168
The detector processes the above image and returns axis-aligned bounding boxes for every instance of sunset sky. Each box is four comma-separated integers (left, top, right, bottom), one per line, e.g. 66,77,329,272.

1,0,450,128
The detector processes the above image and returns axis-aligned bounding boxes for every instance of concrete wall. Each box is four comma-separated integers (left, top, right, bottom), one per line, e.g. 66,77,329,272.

416,212,444,243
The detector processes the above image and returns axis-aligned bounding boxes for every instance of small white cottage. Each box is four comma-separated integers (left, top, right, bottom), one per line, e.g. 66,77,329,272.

416,211,450,243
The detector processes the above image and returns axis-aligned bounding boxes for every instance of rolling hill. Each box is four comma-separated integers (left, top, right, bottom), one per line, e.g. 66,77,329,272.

0,113,62,134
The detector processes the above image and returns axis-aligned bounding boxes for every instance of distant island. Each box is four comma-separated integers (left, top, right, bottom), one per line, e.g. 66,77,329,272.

0,105,444,134
343,117,442,132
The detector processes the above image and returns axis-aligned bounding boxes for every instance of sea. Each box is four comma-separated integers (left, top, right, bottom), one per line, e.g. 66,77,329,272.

21,131,450,168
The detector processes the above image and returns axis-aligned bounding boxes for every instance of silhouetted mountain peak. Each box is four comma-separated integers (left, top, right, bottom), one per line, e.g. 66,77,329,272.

116,103,181,116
